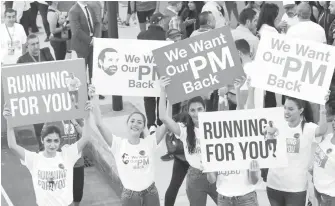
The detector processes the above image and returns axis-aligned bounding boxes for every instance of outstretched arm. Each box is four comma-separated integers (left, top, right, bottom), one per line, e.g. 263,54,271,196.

315,91,331,137
159,76,181,136
3,105,25,161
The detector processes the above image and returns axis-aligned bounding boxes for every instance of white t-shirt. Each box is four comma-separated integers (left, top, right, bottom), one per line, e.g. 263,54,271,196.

286,21,327,43
267,122,318,192
281,13,300,32
111,134,158,191
175,123,202,170
313,133,335,196
1,23,26,65
258,24,279,38
23,143,81,206
216,170,255,197
66,77,81,91
201,1,228,29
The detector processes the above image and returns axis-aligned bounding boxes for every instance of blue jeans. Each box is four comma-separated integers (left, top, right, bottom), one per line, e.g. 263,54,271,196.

121,183,160,206
267,187,307,206
315,187,335,206
186,167,218,206
218,191,259,206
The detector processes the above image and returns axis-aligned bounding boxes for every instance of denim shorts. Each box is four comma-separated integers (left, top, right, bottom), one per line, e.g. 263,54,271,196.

121,183,160,206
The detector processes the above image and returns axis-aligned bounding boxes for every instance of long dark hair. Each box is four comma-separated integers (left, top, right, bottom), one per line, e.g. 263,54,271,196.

39,125,62,152
127,111,146,139
182,96,206,154
285,96,314,131
256,3,279,32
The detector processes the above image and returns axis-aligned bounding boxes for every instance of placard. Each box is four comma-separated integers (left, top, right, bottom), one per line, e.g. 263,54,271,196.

199,108,289,171
251,31,335,105
92,38,171,97
1,59,88,127
152,26,244,104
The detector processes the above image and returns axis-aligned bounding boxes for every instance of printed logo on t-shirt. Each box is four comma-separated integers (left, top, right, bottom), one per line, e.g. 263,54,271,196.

38,168,67,191
286,133,301,153
121,151,150,169
314,145,329,168
218,170,241,176
122,153,129,164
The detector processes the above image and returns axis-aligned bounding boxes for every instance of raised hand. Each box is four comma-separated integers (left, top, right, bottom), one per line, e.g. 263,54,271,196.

325,90,331,102
234,76,247,90
88,84,96,100
219,86,229,97
2,103,12,120
160,76,171,91
249,160,259,172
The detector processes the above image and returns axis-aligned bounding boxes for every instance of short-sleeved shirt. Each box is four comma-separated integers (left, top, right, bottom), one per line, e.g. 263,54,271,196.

1,23,26,65
111,134,158,191
267,122,318,192
175,123,202,170
313,133,335,196
23,143,81,206
66,77,81,91
287,21,327,43
231,25,259,59
42,120,84,167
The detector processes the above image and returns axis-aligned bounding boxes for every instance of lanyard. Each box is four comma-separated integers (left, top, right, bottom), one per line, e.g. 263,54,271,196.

5,25,14,45
29,53,41,62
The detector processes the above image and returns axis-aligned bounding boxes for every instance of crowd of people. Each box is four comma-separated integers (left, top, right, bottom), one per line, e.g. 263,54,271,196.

1,1,335,206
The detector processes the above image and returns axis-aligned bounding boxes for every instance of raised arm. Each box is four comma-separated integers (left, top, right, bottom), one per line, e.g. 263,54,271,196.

234,76,246,110
315,90,331,137
89,85,114,147
3,104,25,161
155,101,172,145
246,78,255,109
159,76,181,136
76,103,93,152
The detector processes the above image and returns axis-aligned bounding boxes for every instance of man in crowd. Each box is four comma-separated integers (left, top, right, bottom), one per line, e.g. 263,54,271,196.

231,8,259,59
137,13,166,135
69,1,104,99
279,0,299,33
16,34,54,151
288,2,327,43
1,8,27,66
131,1,160,32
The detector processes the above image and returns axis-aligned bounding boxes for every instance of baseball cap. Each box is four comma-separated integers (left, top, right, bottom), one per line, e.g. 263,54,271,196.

283,0,295,7
166,29,182,40
150,12,166,24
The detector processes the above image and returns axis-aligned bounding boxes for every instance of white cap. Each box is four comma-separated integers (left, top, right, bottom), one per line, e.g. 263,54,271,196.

283,0,295,7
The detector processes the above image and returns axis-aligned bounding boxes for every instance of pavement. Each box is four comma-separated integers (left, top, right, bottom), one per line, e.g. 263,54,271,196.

0,1,288,206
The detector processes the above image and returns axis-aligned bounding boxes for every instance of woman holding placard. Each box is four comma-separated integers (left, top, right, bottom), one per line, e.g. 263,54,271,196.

207,77,261,206
159,76,218,206
89,85,167,206
2,101,92,206
313,98,335,206
246,80,330,206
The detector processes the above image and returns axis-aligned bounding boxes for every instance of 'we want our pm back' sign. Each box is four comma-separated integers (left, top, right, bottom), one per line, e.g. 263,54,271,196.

92,38,171,97
199,108,288,172
2,59,88,127
251,31,335,105
152,26,244,104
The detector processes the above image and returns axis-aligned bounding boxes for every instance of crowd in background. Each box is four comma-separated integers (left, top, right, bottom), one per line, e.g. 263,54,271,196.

1,1,335,206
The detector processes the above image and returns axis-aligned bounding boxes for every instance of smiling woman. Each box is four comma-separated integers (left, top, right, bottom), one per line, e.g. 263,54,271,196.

88,84,167,206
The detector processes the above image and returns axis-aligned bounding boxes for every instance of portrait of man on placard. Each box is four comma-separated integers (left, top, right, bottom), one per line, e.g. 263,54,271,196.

97,48,119,76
